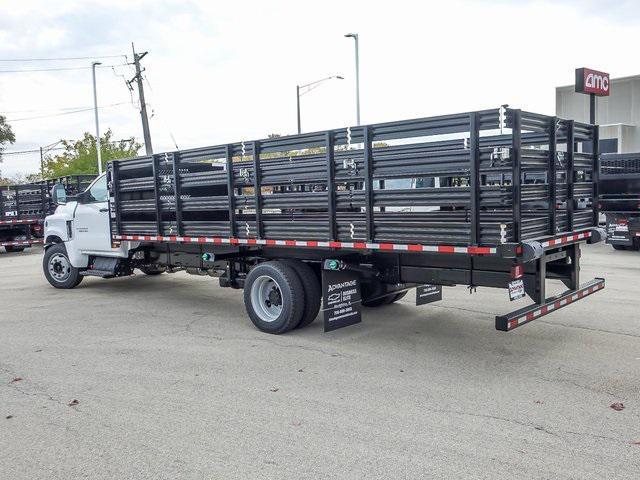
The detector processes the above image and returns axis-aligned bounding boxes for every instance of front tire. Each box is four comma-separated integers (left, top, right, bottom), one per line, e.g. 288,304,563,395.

243,261,305,334
43,243,83,289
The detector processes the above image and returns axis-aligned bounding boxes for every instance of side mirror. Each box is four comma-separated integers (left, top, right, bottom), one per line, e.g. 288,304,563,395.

51,184,67,206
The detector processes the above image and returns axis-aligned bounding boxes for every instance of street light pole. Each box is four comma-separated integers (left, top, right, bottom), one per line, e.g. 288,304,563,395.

344,33,360,126
91,61,103,175
296,75,344,134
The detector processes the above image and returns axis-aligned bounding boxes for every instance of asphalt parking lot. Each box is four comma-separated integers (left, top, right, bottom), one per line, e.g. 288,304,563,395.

1,243,638,479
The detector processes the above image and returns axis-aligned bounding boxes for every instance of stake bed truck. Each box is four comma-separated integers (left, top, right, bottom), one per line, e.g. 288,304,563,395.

43,108,606,334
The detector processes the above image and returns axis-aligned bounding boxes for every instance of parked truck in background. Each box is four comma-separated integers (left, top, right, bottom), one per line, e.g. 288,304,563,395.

1,175,95,253
43,108,606,334
599,153,640,250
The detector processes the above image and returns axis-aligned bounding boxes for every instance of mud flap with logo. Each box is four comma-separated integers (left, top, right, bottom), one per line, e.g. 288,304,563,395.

416,284,442,305
322,268,362,332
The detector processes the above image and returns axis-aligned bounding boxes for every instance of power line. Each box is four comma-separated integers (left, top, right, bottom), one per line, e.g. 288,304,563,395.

6,102,130,121
1,103,128,114
0,54,127,62
2,138,139,156
0,63,129,74
1,147,64,156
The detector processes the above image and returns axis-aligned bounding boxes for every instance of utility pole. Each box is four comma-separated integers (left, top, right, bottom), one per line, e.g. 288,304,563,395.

129,43,153,155
39,147,44,176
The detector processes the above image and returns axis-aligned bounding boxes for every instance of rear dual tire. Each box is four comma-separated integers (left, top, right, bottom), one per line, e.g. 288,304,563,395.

4,246,25,253
243,260,321,334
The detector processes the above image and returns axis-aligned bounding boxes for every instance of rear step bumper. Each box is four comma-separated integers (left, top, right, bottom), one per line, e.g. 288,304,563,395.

495,278,605,332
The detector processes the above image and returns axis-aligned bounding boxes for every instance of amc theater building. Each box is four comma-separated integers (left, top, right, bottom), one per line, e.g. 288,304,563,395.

556,74,640,154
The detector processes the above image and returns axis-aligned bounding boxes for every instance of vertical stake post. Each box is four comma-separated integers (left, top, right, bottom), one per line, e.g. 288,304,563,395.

171,152,183,236
469,112,480,245
511,109,522,243
325,131,336,241
252,141,262,239
548,117,557,235
566,120,575,232
363,127,374,242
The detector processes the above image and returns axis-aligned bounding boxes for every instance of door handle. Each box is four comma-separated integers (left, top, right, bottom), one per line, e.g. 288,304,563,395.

99,208,109,212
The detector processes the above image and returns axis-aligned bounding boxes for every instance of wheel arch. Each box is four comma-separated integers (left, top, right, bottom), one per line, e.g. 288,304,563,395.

44,235,64,250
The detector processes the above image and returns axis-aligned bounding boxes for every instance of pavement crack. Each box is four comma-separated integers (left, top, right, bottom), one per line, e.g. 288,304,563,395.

563,430,628,444
2,361,80,411
533,374,618,398
421,406,560,438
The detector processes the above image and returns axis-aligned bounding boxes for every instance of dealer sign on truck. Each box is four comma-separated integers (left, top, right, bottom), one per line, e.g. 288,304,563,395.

575,68,610,96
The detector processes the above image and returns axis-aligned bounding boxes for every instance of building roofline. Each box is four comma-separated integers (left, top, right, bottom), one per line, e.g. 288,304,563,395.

556,73,640,90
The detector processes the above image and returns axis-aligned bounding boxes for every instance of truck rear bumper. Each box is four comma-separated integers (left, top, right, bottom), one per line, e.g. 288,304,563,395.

495,277,605,331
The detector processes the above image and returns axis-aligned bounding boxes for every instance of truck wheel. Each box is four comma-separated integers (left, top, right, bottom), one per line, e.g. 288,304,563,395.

281,259,321,329
243,261,305,334
4,246,25,253
139,265,166,275
612,244,627,251
43,243,83,289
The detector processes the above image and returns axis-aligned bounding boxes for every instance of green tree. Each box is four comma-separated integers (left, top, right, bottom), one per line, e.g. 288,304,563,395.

0,114,16,163
43,129,141,177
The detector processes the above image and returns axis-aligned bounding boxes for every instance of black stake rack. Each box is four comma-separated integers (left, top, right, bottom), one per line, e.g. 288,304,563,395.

108,108,599,252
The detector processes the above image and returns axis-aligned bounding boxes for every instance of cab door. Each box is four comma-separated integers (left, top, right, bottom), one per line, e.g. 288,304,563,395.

73,174,116,254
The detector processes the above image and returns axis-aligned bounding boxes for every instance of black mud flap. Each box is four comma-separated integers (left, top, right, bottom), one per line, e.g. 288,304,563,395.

321,268,362,332
495,278,605,331
416,284,442,305
606,215,633,246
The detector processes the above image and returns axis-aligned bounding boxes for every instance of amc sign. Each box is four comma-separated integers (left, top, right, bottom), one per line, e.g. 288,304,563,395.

575,68,610,96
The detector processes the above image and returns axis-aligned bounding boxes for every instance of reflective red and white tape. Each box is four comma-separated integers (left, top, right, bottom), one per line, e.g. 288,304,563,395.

0,219,38,225
0,239,43,247
541,231,592,248
506,281,604,331
113,234,497,255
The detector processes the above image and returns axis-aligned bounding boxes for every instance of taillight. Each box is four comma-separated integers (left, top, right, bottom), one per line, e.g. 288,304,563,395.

617,218,629,226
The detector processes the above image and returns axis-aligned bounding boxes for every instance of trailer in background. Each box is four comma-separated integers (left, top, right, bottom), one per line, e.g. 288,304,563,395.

599,153,640,250
1,175,96,253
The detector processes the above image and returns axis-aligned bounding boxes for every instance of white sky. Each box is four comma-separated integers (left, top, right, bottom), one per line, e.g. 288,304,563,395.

0,0,638,176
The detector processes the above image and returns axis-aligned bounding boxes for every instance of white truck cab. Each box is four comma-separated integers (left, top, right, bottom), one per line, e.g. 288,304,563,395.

44,174,132,287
